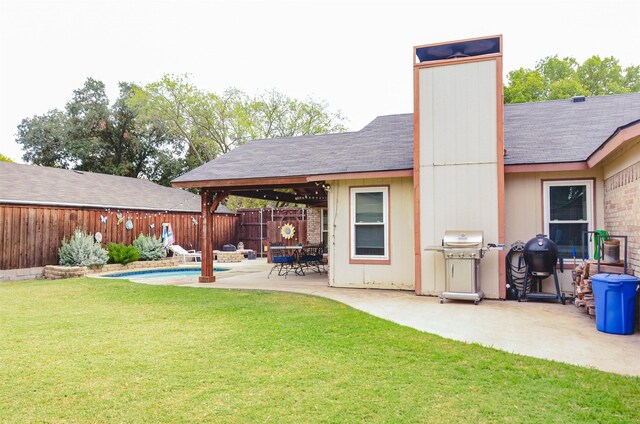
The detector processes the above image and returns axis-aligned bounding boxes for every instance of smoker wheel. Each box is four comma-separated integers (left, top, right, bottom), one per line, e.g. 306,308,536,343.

474,300,480,305
440,299,444,304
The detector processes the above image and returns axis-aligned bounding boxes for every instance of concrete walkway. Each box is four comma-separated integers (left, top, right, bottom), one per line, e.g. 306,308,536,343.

124,259,640,376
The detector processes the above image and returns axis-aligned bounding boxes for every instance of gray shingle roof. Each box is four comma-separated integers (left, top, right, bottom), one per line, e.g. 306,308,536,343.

0,162,232,213
173,93,640,184
504,92,640,165
173,114,414,183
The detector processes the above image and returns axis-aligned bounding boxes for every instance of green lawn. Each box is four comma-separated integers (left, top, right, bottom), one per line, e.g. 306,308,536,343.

1,278,638,422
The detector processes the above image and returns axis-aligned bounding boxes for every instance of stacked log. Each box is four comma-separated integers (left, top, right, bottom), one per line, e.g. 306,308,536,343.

574,260,631,318
574,264,595,316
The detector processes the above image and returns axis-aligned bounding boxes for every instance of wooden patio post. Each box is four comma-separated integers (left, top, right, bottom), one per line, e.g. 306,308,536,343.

199,190,230,283
199,189,215,283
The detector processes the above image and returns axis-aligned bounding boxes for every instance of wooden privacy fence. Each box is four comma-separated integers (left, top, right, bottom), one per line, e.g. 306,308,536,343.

236,208,306,256
0,204,239,270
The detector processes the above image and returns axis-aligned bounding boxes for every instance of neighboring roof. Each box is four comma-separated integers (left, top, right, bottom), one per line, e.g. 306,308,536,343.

173,93,640,184
173,114,414,184
504,92,640,165
0,162,232,213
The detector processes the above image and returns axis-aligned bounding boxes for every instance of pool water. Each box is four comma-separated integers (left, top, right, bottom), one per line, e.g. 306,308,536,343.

103,267,228,279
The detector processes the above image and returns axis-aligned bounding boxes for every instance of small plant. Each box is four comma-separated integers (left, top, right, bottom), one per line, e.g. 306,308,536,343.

132,233,165,261
59,228,108,267
107,243,140,265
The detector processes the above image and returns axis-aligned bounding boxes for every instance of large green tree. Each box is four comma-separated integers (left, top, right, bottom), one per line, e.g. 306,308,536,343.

504,55,640,103
128,74,347,169
16,78,185,185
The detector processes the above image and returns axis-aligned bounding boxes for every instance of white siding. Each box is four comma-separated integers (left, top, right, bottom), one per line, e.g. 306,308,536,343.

328,177,415,290
418,60,501,298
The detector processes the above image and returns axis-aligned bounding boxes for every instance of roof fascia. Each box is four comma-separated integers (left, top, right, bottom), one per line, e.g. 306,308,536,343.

172,176,310,189
504,162,589,173
586,121,640,168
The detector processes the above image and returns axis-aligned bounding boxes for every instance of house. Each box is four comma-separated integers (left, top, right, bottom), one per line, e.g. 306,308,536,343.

173,35,640,298
0,162,236,275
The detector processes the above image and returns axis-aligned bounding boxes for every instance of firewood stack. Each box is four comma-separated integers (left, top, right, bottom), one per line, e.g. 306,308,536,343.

574,260,629,318
574,263,595,316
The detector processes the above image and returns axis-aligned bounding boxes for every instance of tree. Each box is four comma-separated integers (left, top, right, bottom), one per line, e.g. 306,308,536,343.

0,153,14,162
16,78,185,185
128,74,347,169
16,109,71,168
504,55,640,103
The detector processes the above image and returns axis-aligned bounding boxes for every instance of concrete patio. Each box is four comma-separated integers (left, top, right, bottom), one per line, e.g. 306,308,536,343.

124,258,640,376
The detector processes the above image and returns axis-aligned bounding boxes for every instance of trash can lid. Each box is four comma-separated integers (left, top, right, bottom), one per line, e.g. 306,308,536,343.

592,273,639,283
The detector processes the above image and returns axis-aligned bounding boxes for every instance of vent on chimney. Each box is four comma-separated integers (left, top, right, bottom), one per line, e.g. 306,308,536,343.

415,36,500,63
571,95,586,103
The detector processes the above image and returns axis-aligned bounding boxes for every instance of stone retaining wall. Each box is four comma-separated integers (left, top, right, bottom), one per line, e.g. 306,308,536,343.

0,267,45,282
44,258,182,280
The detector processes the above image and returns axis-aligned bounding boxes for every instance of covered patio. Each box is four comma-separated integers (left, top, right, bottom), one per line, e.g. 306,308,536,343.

172,175,329,283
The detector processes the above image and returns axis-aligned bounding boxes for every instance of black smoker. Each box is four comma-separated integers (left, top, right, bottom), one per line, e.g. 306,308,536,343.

519,234,565,304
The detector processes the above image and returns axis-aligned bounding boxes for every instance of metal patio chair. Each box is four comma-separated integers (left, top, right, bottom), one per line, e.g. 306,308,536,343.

268,242,296,278
299,243,325,275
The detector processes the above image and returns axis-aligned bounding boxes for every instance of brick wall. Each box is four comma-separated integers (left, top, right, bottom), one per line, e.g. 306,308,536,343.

604,160,640,277
306,208,322,244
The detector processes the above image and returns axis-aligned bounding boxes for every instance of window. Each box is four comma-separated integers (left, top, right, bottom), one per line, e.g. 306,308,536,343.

350,187,389,261
543,180,593,259
321,209,329,254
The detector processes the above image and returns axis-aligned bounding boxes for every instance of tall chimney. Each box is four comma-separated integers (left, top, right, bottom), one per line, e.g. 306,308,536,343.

413,35,505,298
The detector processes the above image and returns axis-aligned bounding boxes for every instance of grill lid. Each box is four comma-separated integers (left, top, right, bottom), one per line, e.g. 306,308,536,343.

442,230,484,248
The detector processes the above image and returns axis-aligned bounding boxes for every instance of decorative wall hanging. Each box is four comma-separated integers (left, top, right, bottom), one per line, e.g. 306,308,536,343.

125,219,133,230
191,217,198,226
280,223,295,239
100,215,108,223
149,223,155,229
116,213,124,225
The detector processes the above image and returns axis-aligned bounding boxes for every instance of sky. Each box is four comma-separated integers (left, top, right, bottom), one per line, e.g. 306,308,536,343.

1,0,639,162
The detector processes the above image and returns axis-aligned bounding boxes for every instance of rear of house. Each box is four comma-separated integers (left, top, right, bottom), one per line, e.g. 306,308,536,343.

172,35,640,302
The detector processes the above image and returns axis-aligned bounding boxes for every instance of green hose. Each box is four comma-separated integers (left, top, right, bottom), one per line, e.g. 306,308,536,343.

593,230,609,259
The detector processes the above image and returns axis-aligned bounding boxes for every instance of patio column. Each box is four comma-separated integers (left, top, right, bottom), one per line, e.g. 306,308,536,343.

199,189,230,283
199,189,215,283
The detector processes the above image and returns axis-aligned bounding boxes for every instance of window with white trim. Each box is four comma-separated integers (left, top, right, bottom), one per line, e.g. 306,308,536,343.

350,187,389,260
543,180,593,259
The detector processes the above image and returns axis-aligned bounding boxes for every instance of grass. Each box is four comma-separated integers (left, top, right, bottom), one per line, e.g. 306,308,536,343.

1,278,639,423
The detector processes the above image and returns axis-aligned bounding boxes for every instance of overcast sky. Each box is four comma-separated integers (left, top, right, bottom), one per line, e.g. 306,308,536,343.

1,0,639,162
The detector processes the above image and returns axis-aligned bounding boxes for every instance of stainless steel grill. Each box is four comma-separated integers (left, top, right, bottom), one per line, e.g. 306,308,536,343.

440,230,485,304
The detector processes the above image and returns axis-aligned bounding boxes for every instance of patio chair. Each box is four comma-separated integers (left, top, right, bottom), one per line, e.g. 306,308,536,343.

299,243,325,275
268,242,296,279
168,245,202,263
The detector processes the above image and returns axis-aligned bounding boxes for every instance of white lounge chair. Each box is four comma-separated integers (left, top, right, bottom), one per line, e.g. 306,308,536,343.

168,245,202,263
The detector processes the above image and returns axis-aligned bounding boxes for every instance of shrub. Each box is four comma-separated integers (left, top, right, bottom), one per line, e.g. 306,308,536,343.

132,233,165,261
107,243,140,265
59,228,108,267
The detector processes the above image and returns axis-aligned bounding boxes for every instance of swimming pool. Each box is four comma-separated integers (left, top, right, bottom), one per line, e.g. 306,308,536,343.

103,267,228,279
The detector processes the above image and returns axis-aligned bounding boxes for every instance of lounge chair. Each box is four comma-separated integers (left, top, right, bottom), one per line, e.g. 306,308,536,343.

168,245,202,263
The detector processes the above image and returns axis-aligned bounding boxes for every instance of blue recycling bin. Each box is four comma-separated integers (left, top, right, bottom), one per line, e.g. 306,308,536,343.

592,274,639,335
